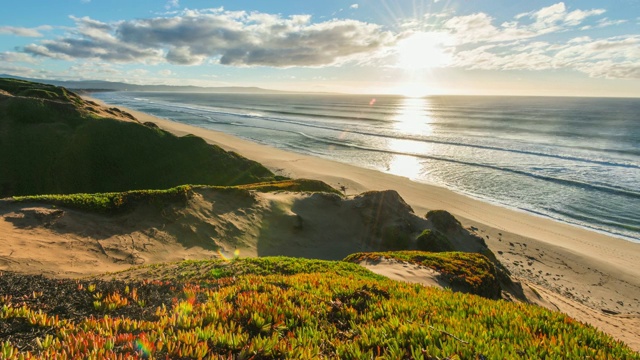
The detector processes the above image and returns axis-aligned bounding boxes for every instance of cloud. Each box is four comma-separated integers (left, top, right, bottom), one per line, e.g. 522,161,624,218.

22,9,394,68
13,3,638,80
165,0,179,10
350,4,359,9
25,16,164,63
0,63,53,79
0,52,37,63
444,13,537,44
0,25,51,37
596,18,627,28
517,2,605,29
578,61,640,79
444,2,607,45
451,35,640,79
433,2,640,80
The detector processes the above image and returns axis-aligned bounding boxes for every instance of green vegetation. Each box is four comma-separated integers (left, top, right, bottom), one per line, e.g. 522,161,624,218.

235,178,341,195
0,78,83,104
12,185,193,214
345,251,501,299
415,229,454,252
11,179,340,214
380,224,412,250
1,257,637,359
0,78,275,197
109,257,384,282
426,210,462,232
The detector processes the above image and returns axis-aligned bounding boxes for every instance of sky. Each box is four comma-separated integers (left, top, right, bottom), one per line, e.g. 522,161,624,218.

1,0,639,97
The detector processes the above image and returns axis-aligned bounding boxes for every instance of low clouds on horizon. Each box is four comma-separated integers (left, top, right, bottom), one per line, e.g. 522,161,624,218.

10,2,640,79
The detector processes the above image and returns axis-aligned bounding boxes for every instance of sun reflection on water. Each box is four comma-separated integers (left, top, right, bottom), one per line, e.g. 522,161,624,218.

385,97,435,180
392,97,434,136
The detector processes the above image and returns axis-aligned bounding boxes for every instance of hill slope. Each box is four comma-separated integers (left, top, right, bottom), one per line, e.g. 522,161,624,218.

0,78,275,197
0,257,637,359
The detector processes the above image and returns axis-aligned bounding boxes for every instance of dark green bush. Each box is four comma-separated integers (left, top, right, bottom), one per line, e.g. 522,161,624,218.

380,224,412,250
426,210,462,232
416,229,454,252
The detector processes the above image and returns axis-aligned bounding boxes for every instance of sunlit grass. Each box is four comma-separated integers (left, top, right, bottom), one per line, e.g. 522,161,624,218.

10,179,340,214
345,251,501,298
1,257,637,359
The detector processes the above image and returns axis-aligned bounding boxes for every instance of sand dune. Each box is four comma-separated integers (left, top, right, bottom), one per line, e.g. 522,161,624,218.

0,188,487,276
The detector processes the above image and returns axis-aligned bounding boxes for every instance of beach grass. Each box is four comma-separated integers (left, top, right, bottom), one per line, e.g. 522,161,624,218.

10,179,340,214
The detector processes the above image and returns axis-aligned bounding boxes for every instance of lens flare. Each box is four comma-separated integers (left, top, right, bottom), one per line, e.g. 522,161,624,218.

217,249,241,261
134,338,153,358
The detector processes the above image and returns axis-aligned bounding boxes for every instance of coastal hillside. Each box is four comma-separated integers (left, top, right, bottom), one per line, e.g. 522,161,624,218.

0,78,275,197
1,257,638,359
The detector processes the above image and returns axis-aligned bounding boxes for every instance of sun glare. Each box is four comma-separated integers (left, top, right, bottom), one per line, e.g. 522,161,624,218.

395,32,452,71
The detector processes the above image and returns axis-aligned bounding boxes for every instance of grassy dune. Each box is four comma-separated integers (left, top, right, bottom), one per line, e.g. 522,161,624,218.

1,256,637,359
345,251,501,299
10,179,340,214
0,78,275,197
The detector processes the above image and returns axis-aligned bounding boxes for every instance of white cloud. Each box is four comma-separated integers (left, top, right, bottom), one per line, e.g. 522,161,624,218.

564,8,605,26
165,0,179,10
158,69,173,76
596,18,627,28
531,2,568,28
568,36,591,44
451,34,640,79
350,4,359,9
0,52,37,63
444,2,607,46
23,8,394,68
432,2,639,80
0,64,52,78
444,13,537,44
0,25,51,37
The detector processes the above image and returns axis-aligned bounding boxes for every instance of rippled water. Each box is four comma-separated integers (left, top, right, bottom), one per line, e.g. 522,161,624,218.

92,92,640,241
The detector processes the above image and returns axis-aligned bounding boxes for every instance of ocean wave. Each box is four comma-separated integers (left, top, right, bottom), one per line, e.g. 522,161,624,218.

111,93,640,160
228,112,640,170
296,132,640,200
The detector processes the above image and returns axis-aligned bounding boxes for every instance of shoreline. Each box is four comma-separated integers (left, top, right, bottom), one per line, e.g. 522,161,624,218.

89,93,640,244
86,96,640,350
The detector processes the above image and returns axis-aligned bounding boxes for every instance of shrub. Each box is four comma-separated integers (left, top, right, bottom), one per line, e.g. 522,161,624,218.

380,224,412,250
426,210,462,232
416,229,454,252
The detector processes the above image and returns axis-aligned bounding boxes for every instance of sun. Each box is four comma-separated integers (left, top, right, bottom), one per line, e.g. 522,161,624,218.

395,32,452,71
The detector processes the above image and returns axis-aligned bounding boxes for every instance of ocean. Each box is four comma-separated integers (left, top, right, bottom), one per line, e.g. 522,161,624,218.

92,92,640,242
